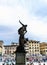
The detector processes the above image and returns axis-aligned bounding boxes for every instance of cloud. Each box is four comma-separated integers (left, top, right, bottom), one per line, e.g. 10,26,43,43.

32,0,47,18
0,25,19,44
0,0,47,44
0,5,30,26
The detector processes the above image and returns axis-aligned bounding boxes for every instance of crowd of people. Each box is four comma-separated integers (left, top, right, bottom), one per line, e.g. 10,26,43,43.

26,61,46,65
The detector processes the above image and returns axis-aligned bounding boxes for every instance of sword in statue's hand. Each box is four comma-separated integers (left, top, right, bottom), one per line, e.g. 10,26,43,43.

19,20,27,27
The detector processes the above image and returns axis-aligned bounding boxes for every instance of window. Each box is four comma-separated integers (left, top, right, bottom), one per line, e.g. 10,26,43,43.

10,47,11,49
35,50,39,52
32,47,34,49
13,47,14,49
35,47,36,49
46,50,47,52
37,44,38,46
37,47,39,49
5,47,7,49
29,47,31,49
10,51,11,53
5,51,6,54
30,50,31,52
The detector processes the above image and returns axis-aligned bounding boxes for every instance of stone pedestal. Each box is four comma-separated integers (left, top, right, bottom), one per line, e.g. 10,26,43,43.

16,45,26,65
16,53,26,65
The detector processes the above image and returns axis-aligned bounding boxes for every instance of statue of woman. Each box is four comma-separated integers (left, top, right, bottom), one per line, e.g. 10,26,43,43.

18,20,27,46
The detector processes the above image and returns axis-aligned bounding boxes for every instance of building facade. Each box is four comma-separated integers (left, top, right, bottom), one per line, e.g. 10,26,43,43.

0,41,4,56
4,43,19,59
40,42,47,55
25,40,40,56
1,40,47,59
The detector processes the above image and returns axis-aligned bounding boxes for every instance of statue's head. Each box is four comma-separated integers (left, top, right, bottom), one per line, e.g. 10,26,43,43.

24,25,27,27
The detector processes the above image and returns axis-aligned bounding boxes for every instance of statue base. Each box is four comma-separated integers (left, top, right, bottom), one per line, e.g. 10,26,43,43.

16,45,26,53
16,45,26,65
16,53,26,65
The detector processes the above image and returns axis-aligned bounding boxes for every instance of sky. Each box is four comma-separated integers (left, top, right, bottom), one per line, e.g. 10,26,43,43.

0,0,47,45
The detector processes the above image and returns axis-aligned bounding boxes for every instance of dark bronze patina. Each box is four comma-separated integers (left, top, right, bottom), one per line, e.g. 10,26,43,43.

16,20,28,53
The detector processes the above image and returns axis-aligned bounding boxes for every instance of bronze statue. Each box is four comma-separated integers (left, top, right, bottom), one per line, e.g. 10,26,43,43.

15,20,28,53
18,20,28,46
